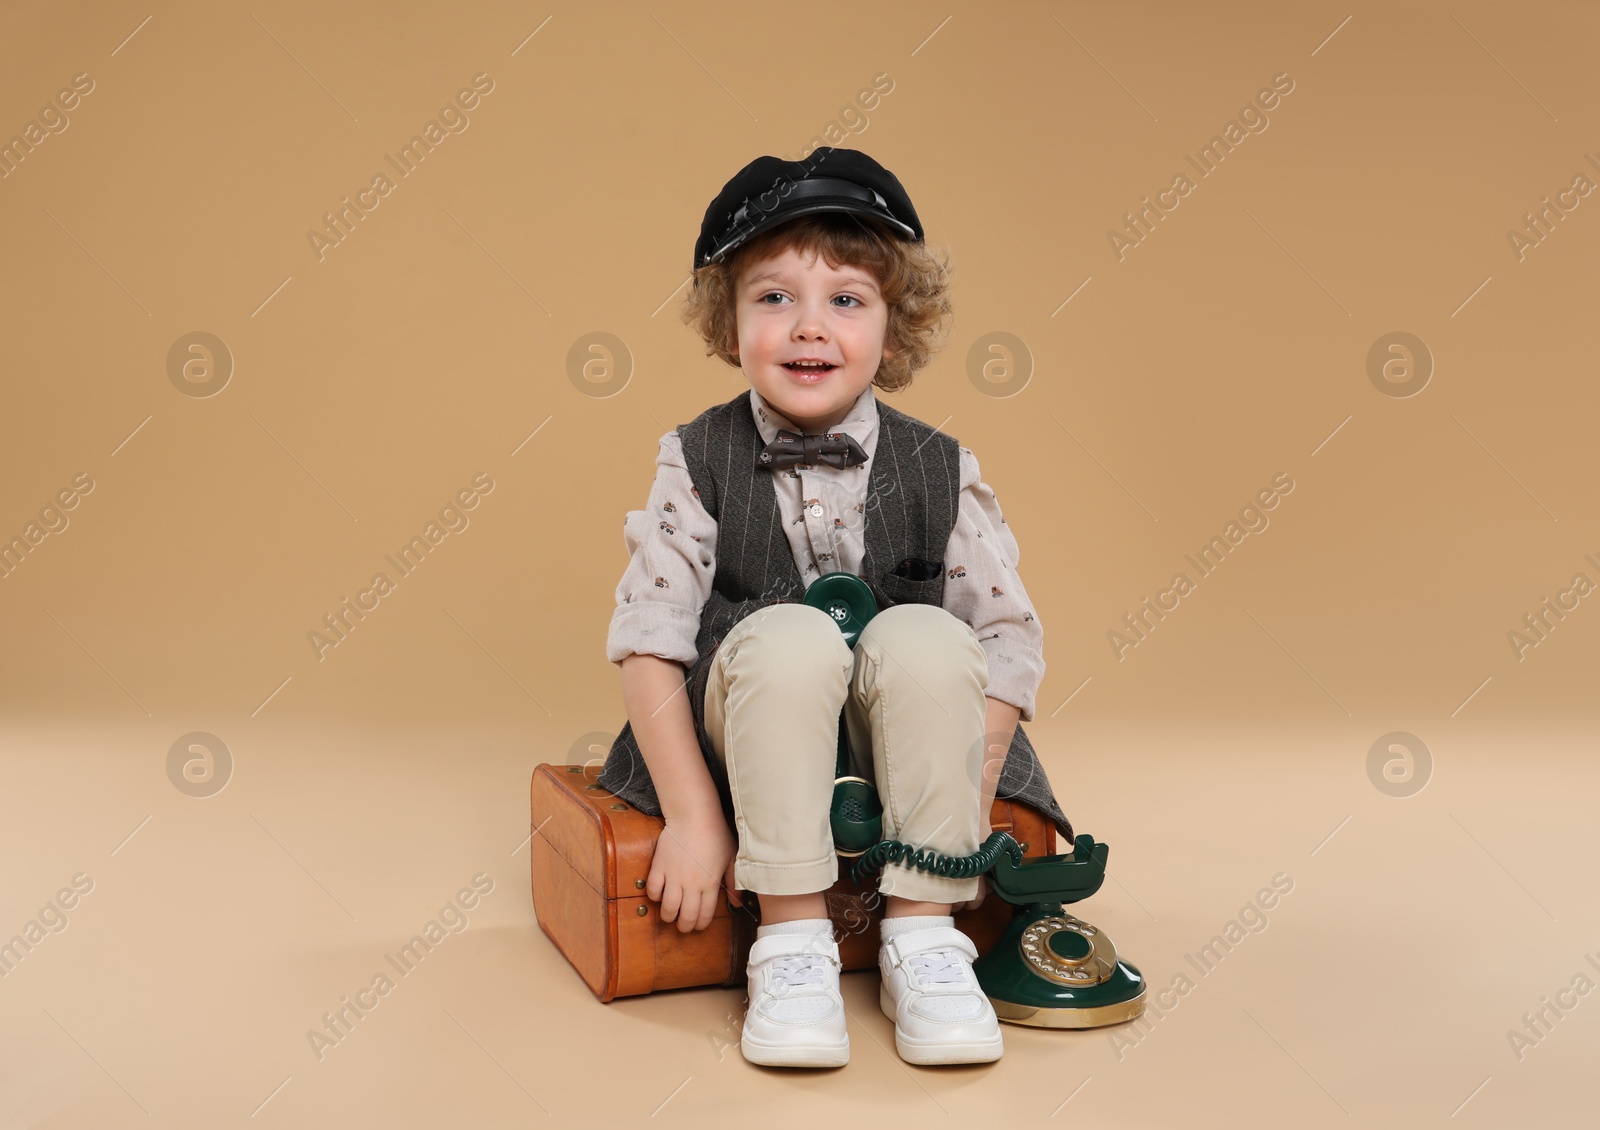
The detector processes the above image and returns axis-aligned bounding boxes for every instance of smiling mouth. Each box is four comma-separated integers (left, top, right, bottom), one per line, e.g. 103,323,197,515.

783,362,837,374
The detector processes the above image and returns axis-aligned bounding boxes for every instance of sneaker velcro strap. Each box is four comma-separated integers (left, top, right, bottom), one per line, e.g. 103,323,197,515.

749,933,841,968
882,927,978,970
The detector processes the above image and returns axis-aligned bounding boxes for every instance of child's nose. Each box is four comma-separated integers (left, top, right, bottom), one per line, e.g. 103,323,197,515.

792,305,832,335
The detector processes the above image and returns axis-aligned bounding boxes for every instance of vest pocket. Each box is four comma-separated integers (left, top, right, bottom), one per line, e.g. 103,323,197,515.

890,555,943,582
876,562,945,608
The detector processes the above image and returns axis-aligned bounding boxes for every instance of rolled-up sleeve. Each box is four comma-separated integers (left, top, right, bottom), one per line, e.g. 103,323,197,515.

942,446,1045,721
605,432,718,666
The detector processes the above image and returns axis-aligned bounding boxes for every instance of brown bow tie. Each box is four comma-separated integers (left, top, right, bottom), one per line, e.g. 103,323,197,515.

756,429,869,471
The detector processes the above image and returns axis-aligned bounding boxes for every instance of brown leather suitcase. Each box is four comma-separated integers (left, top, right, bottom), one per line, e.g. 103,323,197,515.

530,761,1057,1001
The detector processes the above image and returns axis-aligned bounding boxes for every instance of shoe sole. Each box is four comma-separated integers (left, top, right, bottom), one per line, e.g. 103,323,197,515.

740,1030,849,1068
879,983,1004,1065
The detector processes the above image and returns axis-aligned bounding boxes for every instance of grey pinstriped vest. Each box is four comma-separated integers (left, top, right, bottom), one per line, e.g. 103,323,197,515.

596,389,1072,841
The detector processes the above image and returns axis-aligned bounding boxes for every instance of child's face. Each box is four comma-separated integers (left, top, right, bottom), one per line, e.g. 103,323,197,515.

731,245,893,435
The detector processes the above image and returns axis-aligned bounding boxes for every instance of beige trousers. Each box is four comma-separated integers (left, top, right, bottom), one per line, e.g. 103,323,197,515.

702,601,988,904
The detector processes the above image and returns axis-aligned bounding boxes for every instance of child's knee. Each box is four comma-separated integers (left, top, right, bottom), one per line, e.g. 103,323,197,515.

857,603,986,688
726,601,852,676
860,602,975,652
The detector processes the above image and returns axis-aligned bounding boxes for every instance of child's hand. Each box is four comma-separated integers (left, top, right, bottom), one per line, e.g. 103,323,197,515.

647,812,738,933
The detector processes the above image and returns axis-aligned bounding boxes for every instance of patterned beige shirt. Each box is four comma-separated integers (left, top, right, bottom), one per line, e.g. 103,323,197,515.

605,385,1046,721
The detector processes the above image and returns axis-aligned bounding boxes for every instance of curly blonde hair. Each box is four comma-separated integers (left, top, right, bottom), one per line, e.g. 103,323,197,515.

681,212,953,394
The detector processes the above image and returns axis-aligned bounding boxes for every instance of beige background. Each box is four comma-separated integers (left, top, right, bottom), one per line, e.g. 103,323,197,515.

2,0,1596,1126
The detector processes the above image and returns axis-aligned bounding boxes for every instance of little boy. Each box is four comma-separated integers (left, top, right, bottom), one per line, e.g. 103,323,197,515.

597,147,1072,1068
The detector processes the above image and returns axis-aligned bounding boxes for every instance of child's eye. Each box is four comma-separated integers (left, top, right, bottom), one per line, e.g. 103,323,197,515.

756,292,864,307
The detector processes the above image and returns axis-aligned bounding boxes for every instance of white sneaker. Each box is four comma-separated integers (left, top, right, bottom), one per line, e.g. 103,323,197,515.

878,925,1003,1064
741,932,849,1068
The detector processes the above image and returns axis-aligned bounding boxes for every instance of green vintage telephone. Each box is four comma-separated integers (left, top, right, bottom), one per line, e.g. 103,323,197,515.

805,571,1147,1029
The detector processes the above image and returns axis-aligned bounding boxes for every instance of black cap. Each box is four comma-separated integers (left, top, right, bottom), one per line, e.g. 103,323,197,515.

693,147,923,270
